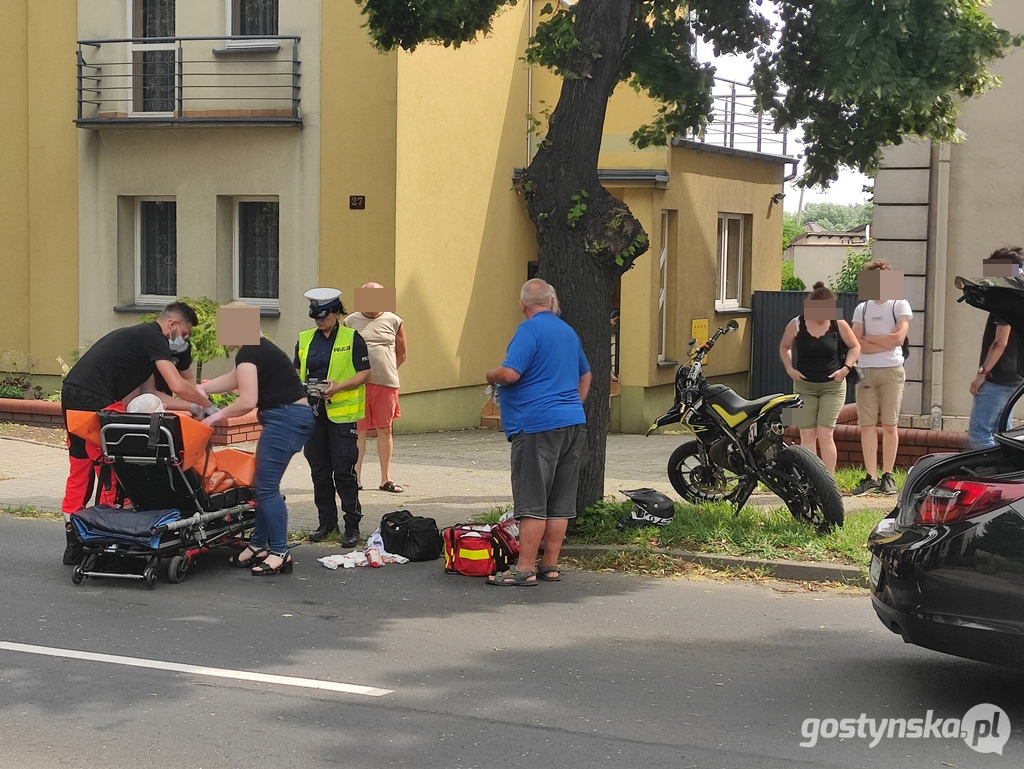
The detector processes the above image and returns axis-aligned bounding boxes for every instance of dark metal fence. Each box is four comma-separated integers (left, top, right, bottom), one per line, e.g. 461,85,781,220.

688,77,788,156
76,35,301,126
750,291,861,403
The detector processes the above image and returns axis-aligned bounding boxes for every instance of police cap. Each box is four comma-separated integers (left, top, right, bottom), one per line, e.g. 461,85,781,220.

304,288,343,319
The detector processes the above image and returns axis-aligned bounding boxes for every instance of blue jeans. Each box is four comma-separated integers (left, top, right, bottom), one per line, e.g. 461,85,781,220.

250,403,315,553
968,381,1018,449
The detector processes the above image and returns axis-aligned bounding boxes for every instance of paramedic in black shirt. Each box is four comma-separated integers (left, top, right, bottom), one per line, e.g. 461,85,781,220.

200,323,314,577
126,339,199,412
60,302,212,563
294,288,371,547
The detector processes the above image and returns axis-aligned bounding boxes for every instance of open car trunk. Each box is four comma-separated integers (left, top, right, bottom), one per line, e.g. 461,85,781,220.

956,274,1024,435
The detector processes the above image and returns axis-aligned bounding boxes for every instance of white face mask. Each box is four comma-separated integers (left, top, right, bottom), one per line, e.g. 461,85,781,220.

168,334,189,354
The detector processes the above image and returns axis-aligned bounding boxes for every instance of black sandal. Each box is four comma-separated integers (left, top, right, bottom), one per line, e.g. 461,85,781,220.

229,545,268,569
252,551,293,576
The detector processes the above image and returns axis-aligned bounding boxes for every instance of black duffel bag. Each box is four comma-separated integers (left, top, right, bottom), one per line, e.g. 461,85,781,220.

380,510,442,561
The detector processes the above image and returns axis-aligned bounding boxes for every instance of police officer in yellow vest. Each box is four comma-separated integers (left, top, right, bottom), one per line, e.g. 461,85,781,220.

295,288,371,546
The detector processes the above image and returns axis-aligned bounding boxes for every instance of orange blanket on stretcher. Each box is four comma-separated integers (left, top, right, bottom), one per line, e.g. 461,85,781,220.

65,410,256,494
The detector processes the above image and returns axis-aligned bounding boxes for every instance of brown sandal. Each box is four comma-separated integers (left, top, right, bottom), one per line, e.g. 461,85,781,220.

379,481,404,493
487,569,537,587
538,566,561,582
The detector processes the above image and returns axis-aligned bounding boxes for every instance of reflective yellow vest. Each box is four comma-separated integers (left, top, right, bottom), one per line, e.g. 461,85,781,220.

296,327,366,423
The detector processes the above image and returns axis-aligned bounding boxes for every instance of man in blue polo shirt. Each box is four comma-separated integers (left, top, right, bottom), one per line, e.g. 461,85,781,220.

485,278,591,586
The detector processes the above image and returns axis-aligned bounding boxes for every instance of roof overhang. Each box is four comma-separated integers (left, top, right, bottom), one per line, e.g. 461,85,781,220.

512,168,669,188
670,137,797,166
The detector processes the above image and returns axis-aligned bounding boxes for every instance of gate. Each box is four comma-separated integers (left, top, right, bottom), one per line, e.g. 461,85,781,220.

750,291,860,402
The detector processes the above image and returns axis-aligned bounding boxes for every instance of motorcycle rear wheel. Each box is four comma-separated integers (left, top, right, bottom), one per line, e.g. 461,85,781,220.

667,440,744,504
774,445,844,531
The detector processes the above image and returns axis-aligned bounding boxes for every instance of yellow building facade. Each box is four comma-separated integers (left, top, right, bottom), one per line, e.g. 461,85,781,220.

2,1,788,434
0,0,79,385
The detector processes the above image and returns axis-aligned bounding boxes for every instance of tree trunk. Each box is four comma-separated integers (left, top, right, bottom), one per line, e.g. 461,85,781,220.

521,0,648,510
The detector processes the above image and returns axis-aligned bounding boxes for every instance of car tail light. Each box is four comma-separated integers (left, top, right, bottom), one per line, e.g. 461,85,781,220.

915,478,1024,525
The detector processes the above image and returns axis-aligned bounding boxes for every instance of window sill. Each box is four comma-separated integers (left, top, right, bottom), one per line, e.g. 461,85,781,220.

714,305,752,315
212,44,281,55
114,303,167,313
657,359,680,368
115,303,281,317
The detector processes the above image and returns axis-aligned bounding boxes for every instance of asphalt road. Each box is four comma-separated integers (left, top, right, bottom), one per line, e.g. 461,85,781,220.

2,514,1021,769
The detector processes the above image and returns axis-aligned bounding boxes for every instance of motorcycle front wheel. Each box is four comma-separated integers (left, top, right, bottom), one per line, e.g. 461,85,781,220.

667,440,744,504
774,445,845,531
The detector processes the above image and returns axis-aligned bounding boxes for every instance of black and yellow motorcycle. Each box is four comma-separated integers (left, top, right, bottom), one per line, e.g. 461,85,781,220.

647,320,844,531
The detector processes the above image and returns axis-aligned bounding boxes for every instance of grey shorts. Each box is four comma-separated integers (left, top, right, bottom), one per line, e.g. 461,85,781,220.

510,424,587,520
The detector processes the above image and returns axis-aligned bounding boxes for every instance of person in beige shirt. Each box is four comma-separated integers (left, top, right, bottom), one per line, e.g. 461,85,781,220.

344,282,408,492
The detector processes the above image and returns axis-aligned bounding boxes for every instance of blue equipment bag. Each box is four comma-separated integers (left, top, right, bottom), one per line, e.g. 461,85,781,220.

72,505,181,549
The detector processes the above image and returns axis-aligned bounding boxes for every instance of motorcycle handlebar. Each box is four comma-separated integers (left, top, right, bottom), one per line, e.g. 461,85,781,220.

692,322,738,359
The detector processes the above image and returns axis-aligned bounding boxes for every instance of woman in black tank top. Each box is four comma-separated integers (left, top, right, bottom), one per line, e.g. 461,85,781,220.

198,319,315,577
779,282,861,473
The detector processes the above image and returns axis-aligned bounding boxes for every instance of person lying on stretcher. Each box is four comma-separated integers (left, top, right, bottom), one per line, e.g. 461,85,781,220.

123,393,253,494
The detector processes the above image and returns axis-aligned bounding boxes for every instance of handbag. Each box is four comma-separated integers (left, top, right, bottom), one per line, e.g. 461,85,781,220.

834,323,863,385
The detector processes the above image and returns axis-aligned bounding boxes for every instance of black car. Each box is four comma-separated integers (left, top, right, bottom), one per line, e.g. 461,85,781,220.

868,275,1024,667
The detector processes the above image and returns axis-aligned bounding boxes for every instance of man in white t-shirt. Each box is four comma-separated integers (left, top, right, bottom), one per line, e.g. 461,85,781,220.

344,282,408,493
851,260,913,496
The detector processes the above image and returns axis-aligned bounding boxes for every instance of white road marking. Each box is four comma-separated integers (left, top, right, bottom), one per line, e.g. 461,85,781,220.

0,641,393,697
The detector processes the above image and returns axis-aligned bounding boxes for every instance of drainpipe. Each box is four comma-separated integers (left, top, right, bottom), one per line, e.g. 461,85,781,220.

929,144,951,430
526,0,534,167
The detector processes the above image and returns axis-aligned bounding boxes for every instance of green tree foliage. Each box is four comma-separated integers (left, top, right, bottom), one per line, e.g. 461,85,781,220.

781,260,805,291
797,202,873,232
355,0,1016,509
830,247,873,294
782,212,805,251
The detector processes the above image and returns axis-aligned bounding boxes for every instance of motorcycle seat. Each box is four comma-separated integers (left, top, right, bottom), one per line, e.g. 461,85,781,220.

709,389,798,426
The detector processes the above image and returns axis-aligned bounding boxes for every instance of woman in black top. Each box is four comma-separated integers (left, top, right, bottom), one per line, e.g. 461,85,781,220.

779,282,860,474
200,336,314,576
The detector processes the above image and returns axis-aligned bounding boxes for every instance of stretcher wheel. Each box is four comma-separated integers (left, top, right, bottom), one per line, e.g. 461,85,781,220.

166,555,189,584
71,565,85,585
143,566,158,589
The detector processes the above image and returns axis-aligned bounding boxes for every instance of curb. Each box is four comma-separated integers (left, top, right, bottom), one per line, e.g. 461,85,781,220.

0,435,66,450
0,507,870,587
560,543,869,587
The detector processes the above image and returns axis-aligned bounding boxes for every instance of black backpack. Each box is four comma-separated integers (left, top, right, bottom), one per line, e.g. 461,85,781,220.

380,510,442,561
890,301,911,361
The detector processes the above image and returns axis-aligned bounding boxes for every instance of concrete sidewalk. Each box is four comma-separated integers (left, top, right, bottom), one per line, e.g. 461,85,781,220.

0,430,890,533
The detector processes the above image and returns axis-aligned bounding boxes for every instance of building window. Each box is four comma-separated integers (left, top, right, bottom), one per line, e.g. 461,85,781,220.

716,213,744,309
131,0,175,113
235,199,280,302
233,0,278,35
658,212,670,362
137,199,177,300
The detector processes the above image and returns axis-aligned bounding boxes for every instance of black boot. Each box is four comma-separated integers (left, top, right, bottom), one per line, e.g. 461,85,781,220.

341,525,360,548
63,525,83,565
309,523,339,543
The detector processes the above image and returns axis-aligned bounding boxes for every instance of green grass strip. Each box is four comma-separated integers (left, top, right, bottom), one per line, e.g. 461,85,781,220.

569,499,886,569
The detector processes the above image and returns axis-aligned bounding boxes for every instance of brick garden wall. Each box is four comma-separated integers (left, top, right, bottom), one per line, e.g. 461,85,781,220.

0,398,260,445
0,399,64,428
784,404,971,469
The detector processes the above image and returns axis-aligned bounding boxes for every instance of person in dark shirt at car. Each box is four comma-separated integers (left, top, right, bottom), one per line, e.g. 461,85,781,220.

968,247,1024,448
